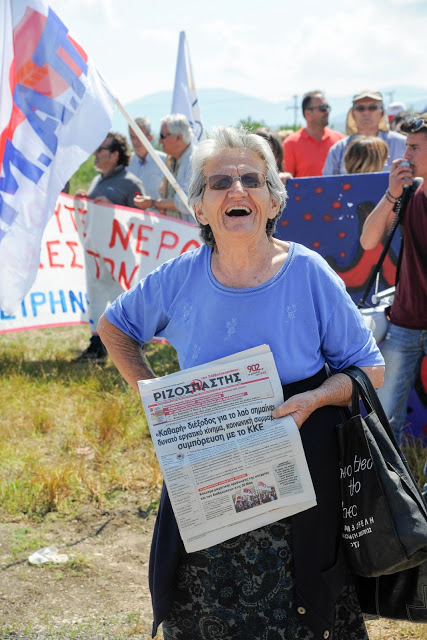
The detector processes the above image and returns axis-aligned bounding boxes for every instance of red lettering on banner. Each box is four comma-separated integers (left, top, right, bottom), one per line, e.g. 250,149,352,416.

87,250,101,278
118,262,139,290
63,204,78,231
103,257,115,276
156,231,179,260
46,240,64,268
66,241,84,269
180,239,200,254
53,202,63,233
75,206,86,235
136,224,153,256
109,219,134,249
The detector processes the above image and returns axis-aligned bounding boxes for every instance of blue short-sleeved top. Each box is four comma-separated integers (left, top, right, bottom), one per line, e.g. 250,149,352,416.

105,242,383,383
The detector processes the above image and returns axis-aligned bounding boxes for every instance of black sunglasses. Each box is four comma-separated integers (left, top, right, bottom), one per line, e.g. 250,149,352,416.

95,145,111,153
306,104,331,112
407,117,427,132
159,132,173,139
204,173,267,190
353,104,382,112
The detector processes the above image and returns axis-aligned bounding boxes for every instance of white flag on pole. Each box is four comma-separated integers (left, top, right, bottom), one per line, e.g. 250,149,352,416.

0,0,115,314
171,31,204,143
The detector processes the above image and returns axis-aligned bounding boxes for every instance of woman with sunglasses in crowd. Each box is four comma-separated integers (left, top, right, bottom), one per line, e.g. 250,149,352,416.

98,127,384,640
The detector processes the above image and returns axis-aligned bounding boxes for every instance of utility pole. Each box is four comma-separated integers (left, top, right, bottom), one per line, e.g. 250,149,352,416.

385,90,395,105
285,95,299,128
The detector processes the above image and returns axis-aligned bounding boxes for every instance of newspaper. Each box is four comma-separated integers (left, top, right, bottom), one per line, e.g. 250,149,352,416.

138,345,316,552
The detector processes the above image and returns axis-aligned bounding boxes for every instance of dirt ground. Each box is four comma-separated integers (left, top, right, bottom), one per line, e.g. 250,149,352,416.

1,502,425,640
0,499,161,640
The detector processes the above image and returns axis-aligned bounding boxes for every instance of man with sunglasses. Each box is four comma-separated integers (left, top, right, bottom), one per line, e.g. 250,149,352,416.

77,133,144,207
134,114,194,222
282,90,345,177
73,132,144,363
360,114,427,444
323,90,406,175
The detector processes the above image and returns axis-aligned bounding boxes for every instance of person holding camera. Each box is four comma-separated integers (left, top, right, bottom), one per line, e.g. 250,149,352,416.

360,114,427,445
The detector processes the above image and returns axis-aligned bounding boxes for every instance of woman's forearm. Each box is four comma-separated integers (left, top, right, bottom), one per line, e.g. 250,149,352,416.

272,366,384,428
97,314,156,391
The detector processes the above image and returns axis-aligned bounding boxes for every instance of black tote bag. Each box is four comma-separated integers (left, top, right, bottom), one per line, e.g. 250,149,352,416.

336,366,427,578
354,567,427,622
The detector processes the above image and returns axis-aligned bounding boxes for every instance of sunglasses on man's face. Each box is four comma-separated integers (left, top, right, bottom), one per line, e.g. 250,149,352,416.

204,173,267,190
353,104,382,112
306,104,331,112
95,145,111,153
407,117,427,132
159,132,173,139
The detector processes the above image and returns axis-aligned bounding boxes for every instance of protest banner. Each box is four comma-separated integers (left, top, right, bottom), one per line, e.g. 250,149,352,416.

276,172,394,305
74,196,201,292
0,193,201,333
0,194,87,331
0,0,115,315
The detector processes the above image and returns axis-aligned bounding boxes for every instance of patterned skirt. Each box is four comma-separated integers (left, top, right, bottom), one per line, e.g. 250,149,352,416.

162,520,368,640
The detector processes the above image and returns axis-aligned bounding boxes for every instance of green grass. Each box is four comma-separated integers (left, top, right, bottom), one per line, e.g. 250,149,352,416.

68,156,97,195
0,325,179,519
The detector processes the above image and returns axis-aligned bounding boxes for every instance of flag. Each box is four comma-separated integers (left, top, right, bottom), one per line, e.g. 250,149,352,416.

0,0,115,314
171,31,204,143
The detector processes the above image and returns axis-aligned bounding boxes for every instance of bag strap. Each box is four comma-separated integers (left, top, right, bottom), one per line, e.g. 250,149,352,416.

343,367,419,487
341,366,427,510
357,178,422,309
343,366,392,436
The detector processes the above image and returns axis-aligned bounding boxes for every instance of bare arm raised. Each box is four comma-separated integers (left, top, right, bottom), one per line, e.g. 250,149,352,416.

97,314,155,391
360,158,412,250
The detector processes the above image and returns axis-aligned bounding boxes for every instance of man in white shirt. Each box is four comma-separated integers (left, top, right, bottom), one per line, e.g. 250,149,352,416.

128,117,167,203
134,114,194,223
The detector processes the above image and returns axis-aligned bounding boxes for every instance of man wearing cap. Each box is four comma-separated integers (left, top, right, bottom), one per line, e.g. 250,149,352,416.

360,114,427,444
323,90,407,175
282,90,345,177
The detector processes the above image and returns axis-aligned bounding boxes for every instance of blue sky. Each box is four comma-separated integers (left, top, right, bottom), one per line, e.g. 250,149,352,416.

52,0,426,105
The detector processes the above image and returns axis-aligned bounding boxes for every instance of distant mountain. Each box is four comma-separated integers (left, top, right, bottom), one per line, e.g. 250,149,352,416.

111,86,427,137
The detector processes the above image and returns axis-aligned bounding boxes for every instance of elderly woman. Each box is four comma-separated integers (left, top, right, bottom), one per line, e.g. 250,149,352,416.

98,127,384,640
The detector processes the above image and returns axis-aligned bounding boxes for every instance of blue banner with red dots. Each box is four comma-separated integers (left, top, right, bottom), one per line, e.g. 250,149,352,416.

275,172,397,304
275,172,427,444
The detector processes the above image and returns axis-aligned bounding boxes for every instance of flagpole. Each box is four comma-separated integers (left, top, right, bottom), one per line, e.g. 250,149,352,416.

115,99,195,219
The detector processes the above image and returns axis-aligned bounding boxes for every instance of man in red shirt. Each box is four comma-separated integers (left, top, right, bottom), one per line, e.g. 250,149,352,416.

283,91,344,177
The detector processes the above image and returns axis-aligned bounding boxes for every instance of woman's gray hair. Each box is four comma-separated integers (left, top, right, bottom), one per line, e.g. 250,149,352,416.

188,126,287,246
161,114,193,145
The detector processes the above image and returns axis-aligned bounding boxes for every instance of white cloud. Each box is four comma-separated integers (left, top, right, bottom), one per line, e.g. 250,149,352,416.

49,0,427,104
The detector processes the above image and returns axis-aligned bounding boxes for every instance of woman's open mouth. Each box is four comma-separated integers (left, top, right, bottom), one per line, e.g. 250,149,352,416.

225,206,252,217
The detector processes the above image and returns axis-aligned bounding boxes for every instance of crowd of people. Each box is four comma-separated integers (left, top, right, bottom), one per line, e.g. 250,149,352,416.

72,90,426,451
68,89,427,639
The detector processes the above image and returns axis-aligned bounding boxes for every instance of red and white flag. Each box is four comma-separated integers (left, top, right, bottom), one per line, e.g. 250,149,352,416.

0,0,115,314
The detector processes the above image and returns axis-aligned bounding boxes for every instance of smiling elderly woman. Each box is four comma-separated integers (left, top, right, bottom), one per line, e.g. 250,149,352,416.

98,127,384,640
